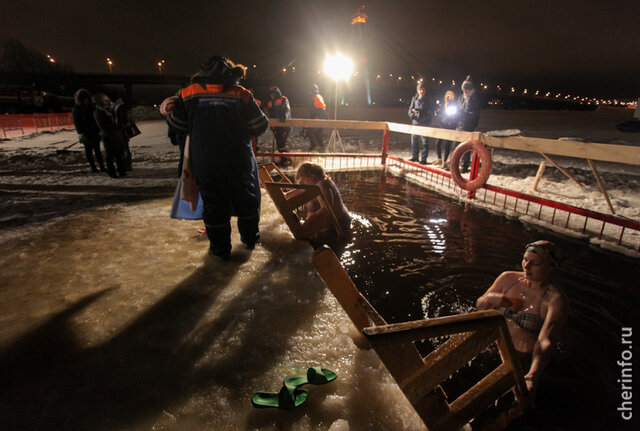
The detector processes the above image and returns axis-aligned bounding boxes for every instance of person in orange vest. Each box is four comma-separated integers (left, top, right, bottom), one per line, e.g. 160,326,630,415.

167,56,269,260
265,85,292,166
308,84,328,151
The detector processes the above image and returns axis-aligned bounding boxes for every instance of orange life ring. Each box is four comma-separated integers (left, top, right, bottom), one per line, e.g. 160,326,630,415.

450,139,492,192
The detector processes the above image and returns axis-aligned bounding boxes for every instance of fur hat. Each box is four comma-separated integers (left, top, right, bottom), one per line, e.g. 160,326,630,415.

74,88,91,105
461,75,474,91
197,56,246,88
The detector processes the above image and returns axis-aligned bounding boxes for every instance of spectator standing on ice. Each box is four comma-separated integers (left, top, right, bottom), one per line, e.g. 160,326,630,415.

167,56,268,261
307,84,328,152
93,93,128,178
455,75,481,172
265,85,292,166
160,92,187,177
408,81,435,164
113,97,133,171
72,89,106,173
432,90,459,169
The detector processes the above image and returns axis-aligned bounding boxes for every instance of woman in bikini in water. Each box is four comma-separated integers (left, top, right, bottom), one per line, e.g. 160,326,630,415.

476,240,569,399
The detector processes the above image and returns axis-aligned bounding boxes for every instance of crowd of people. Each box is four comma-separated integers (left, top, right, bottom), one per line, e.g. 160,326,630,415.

408,74,480,172
72,89,134,178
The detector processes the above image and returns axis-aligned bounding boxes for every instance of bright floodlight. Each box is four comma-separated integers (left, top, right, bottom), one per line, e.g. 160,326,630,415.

323,53,354,81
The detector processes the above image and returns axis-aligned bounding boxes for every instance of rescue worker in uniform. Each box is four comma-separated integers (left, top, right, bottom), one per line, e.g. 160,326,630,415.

265,85,292,166
167,56,269,261
308,83,328,151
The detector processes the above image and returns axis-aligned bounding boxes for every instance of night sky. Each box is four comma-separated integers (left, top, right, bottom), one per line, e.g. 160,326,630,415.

1,0,639,98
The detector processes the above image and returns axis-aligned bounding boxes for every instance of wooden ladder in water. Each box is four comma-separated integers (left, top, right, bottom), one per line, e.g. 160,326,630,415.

258,163,344,240
311,246,531,431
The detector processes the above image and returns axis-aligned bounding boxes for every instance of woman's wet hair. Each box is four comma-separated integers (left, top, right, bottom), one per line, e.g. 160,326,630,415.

525,240,563,268
296,163,326,181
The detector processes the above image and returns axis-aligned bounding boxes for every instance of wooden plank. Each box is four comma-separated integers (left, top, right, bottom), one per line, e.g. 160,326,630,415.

311,247,383,330
311,247,425,381
539,153,583,187
387,122,480,143
263,182,338,239
269,118,389,130
443,363,515,430
258,163,291,186
495,325,528,397
587,158,616,214
363,310,505,346
482,134,640,166
400,328,498,404
267,119,640,165
386,121,640,165
531,161,547,191
263,182,305,238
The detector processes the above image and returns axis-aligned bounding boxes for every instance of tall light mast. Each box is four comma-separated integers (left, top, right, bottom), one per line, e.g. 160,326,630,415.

351,5,372,105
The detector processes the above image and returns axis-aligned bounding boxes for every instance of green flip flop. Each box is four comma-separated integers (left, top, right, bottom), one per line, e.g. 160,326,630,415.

251,384,309,409
283,366,337,389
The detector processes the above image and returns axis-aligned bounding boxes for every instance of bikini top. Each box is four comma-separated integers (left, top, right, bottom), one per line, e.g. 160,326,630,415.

497,278,549,336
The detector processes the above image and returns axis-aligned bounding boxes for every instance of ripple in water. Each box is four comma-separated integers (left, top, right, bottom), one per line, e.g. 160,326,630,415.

332,169,639,429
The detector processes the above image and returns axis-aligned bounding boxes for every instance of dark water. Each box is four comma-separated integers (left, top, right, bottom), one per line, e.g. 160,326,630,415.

331,170,639,431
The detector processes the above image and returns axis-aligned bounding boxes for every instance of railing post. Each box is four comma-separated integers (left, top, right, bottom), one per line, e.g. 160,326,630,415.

381,127,390,165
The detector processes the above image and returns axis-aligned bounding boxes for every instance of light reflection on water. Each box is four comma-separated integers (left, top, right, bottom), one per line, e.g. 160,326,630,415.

331,169,640,430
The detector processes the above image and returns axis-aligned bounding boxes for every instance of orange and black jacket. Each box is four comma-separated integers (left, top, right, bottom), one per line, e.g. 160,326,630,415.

310,93,328,120
266,95,291,118
168,79,268,177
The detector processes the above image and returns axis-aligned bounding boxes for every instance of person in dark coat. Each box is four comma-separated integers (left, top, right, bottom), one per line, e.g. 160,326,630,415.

160,93,188,177
307,83,328,151
408,81,435,164
93,93,128,178
167,56,269,260
113,97,133,171
72,89,105,173
432,90,460,169
455,75,481,172
265,85,292,166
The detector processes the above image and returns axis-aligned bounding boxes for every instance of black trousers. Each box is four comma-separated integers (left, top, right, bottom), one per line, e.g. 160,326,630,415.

198,167,261,256
82,138,105,171
308,127,324,150
272,127,291,152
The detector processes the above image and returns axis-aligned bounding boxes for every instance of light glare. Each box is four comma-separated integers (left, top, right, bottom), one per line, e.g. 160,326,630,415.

323,53,354,81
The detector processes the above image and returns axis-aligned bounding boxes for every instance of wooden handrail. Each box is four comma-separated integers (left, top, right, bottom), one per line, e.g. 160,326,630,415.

311,245,531,430
260,166,345,240
266,118,640,166
362,310,507,343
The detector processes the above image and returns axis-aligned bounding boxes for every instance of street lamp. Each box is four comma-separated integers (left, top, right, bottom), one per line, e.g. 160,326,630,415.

106,57,113,73
46,54,55,63
157,60,165,73
323,53,353,152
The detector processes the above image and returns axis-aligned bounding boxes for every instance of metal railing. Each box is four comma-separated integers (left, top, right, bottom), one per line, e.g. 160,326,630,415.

258,118,640,255
0,113,74,137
